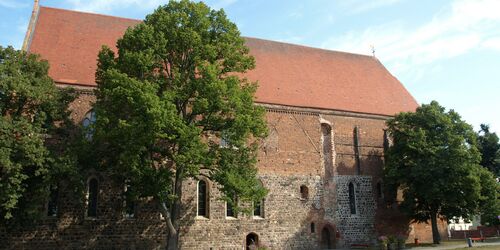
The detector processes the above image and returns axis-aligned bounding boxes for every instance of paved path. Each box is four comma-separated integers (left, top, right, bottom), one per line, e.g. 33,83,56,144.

408,241,500,249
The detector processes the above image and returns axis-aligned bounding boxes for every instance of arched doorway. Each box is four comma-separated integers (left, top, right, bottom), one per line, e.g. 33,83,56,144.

246,233,259,250
321,226,334,249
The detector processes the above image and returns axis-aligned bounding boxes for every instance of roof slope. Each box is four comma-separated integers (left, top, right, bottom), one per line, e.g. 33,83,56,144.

27,6,418,116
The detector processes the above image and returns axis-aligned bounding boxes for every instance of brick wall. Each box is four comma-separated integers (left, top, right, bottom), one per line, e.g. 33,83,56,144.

0,94,439,249
450,226,500,239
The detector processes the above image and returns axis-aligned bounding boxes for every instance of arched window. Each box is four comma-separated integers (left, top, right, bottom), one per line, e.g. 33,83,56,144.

321,227,333,249
321,123,333,177
197,180,208,217
226,196,237,218
246,233,259,250
310,222,316,233
353,126,361,175
47,185,58,217
87,177,98,217
376,182,383,199
124,183,135,218
82,110,96,139
300,185,309,200
348,182,356,214
253,180,265,218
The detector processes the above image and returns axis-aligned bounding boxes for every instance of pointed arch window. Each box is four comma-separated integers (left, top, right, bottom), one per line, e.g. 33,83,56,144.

197,180,209,217
47,185,58,217
124,182,136,218
82,110,96,139
376,181,383,199
87,177,98,217
321,123,333,177
348,182,356,215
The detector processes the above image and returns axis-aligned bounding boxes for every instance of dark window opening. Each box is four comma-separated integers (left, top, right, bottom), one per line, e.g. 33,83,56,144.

226,196,237,217
300,185,309,200
377,182,383,199
124,183,135,218
87,178,98,217
82,110,96,140
321,123,333,177
47,186,58,217
226,202,234,217
353,126,361,175
253,200,263,217
197,180,208,217
246,233,259,250
348,182,356,214
311,222,315,233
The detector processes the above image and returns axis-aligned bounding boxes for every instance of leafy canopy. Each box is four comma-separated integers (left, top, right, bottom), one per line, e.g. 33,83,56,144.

384,101,497,242
475,166,500,226
0,46,76,225
477,124,500,176
92,0,268,211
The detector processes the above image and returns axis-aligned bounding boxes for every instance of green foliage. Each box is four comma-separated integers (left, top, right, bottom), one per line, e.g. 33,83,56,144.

92,0,267,223
0,46,77,225
476,166,500,225
384,101,498,242
477,124,500,176
475,124,500,225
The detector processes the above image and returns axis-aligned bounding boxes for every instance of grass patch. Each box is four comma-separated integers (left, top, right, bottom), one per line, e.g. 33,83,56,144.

453,246,500,250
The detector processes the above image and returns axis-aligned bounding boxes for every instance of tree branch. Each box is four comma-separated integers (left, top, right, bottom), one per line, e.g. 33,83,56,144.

156,197,177,235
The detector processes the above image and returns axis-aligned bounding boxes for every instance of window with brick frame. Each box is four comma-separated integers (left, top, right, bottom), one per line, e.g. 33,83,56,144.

300,185,309,200
376,181,383,199
321,123,333,177
87,177,98,218
197,180,209,217
348,182,356,214
82,110,96,140
253,199,264,218
46,185,58,217
226,196,237,218
124,182,136,219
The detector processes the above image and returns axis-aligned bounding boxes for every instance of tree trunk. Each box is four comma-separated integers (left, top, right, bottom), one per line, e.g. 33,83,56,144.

159,171,184,250
157,199,179,250
167,230,179,250
430,212,441,244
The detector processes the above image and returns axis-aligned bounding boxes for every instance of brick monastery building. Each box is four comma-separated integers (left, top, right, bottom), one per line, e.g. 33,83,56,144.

2,3,448,249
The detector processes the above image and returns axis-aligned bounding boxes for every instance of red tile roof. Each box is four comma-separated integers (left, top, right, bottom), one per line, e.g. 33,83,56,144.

27,6,418,116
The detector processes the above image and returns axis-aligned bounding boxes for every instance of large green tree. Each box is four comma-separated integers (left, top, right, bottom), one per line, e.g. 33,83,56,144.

384,101,493,244
91,1,267,249
477,124,500,176
476,166,500,226
0,46,76,226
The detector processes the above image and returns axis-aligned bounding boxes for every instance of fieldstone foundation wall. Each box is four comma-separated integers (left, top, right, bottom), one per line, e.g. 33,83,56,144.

331,175,376,246
179,174,324,249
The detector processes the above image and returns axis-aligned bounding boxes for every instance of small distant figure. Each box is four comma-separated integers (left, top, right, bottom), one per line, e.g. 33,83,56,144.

370,45,376,57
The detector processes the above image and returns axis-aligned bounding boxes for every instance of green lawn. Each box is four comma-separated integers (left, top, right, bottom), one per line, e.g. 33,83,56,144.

406,237,500,249
452,246,500,250
406,239,468,248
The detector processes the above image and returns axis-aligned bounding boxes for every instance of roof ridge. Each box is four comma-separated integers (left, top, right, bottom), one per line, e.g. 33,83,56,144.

244,36,377,59
39,6,377,59
28,5,419,116
39,5,141,22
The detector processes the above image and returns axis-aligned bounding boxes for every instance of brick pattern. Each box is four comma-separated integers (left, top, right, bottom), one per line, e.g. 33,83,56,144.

0,95,443,249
